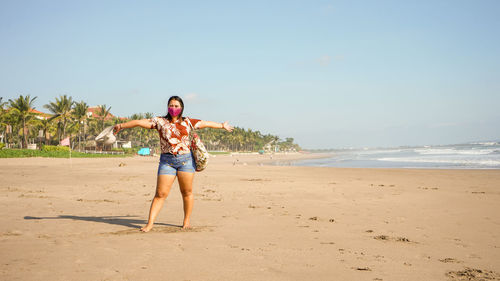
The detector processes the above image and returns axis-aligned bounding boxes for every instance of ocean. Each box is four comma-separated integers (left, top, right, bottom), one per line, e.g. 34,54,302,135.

281,142,500,169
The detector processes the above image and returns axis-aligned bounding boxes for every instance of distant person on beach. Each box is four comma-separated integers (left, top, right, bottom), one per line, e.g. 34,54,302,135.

113,96,233,232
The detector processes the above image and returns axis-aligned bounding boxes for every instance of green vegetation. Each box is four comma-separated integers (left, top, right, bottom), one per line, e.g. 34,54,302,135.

208,151,231,155
7,95,37,148
41,145,70,152
0,149,131,158
0,144,140,158
196,127,300,152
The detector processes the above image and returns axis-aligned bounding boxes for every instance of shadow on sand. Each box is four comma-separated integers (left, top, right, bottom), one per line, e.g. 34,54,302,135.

24,215,181,229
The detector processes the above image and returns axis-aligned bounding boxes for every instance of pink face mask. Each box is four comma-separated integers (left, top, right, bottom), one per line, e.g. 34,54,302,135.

168,107,182,117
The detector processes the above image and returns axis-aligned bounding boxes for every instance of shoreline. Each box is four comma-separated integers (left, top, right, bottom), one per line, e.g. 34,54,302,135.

253,152,500,171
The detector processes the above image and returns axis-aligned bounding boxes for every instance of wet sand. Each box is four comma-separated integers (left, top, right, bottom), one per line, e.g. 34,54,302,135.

1,154,499,280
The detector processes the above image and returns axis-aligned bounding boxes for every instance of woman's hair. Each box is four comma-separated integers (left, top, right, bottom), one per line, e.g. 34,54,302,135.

165,95,185,122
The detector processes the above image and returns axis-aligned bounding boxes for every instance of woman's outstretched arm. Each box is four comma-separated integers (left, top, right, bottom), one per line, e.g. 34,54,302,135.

197,120,233,132
113,119,153,135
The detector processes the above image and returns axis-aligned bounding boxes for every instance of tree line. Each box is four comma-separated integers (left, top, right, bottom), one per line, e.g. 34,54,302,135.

0,95,301,152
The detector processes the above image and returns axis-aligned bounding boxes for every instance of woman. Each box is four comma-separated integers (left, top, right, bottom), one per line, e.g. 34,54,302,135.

113,96,233,232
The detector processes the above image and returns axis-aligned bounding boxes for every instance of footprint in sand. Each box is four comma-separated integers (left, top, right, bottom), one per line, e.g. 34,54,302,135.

455,241,469,248
241,178,271,182
18,194,51,199
26,189,46,194
445,267,500,281
439,258,462,263
418,186,439,190
374,235,390,240
1,231,22,237
352,267,371,271
373,235,415,243
107,190,123,194
370,184,395,188
467,254,481,259
76,198,120,204
199,188,222,201
5,186,22,192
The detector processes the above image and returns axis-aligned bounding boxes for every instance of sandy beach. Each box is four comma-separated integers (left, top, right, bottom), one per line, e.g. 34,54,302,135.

1,154,499,281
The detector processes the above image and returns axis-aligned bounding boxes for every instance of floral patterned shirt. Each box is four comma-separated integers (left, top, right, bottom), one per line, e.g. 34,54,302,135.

150,117,201,155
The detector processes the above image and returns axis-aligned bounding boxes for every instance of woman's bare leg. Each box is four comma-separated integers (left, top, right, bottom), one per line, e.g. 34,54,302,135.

177,171,195,229
140,174,176,232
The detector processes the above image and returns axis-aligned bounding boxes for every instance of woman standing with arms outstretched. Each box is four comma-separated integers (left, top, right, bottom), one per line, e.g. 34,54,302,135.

113,96,233,232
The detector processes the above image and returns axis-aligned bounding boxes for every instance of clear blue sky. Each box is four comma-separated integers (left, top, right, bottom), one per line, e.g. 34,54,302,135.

1,0,499,149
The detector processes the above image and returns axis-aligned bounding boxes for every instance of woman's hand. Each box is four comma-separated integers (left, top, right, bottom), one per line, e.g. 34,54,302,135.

113,124,122,135
222,121,233,132
197,120,233,131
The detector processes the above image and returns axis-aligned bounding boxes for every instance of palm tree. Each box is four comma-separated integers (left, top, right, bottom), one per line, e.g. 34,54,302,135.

142,112,157,147
95,104,111,131
38,118,53,145
127,113,144,146
3,110,21,147
86,117,99,140
8,95,38,148
0,97,8,145
44,95,75,140
72,101,89,150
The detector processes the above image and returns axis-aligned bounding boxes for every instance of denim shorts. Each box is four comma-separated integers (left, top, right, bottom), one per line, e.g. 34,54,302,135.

158,153,195,175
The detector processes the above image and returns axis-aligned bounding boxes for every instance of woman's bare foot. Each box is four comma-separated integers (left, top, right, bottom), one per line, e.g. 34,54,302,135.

182,221,191,229
140,224,153,232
